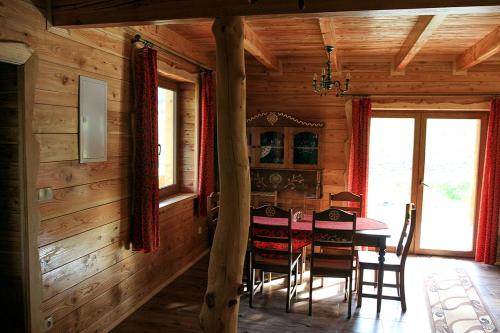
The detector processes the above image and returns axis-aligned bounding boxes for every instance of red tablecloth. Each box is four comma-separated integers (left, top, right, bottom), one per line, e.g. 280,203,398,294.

252,215,388,253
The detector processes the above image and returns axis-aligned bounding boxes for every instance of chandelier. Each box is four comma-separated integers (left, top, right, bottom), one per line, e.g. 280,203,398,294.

312,46,350,96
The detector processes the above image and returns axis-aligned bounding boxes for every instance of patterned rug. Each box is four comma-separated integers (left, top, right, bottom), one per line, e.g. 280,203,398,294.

424,267,498,333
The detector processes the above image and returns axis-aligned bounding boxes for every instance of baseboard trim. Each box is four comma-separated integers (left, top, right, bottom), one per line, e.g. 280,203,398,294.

106,248,210,332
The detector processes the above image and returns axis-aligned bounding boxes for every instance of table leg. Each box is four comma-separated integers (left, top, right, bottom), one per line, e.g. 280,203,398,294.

377,240,386,313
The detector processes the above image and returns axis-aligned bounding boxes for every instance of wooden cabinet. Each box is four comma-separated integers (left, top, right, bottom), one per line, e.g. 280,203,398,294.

246,112,325,206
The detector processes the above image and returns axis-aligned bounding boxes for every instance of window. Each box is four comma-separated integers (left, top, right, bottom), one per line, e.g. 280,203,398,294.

158,79,177,196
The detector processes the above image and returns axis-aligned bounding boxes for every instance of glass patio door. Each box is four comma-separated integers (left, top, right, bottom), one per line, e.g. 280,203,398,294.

367,112,486,256
415,115,486,256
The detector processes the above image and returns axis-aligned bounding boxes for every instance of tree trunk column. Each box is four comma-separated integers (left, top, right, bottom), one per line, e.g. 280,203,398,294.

199,16,250,333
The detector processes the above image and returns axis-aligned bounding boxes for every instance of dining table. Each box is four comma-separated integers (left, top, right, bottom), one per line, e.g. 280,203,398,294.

253,214,391,313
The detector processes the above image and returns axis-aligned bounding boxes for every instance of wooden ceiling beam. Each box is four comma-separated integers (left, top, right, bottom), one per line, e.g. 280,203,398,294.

318,18,339,72
130,25,215,70
243,23,281,72
50,0,500,28
393,15,446,72
455,26,500,70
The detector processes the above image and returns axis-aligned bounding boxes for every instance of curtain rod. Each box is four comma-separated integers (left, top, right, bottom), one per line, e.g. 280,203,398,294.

131,34,212,72
343,93,500,98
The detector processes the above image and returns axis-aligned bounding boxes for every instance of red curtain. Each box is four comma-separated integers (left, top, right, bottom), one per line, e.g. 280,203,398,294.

475,98,500,264
197,72,215,215
131,47,160,253
348,99,372,216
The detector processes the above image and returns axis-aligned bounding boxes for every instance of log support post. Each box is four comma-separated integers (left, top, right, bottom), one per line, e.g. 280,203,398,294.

199,16,250,333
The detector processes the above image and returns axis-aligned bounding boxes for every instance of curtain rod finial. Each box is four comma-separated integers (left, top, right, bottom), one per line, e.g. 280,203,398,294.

131,34,141,44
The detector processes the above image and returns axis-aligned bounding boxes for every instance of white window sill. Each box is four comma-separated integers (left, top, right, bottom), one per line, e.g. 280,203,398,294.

159,192,198,210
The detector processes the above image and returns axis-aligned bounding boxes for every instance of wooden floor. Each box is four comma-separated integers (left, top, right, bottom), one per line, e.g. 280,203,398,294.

113,254,500,333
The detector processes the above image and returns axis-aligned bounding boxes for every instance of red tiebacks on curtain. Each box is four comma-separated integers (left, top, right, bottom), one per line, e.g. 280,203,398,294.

131,47,160,253
348,99,372,217
197,72,216,216
475,98,500,264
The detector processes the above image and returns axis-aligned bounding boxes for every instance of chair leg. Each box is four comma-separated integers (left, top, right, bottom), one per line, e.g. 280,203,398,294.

294,265,298,297
320,277,324,288
260,270,264,293
400,270,407,312
353,257,358,292
357,267,364,308
286,272,291,313
347,276,353,319
244,251,251,292
249,268,254,308
300,247,306,285
396,271,400,296
374,269,378,288
344,277,348,301
268,272,272,283
309,274,313,316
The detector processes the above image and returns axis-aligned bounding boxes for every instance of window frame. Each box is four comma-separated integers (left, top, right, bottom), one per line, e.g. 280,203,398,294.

158,77,179,198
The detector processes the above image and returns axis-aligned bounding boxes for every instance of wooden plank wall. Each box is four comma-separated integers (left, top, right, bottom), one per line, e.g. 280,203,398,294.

1,0,209,331
246,56,500,210
0,62,25,331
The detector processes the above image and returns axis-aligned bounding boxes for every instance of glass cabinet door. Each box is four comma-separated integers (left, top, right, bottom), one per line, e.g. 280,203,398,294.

293,131,319,166
259,130,285,165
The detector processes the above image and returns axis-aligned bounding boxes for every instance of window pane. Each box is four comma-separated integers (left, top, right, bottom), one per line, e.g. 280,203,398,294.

158,87,176,189
367,118,415,247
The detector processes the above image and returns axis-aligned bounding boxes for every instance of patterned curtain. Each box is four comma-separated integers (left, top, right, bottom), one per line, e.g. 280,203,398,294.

131,46,160,253
475,98,500,264
347,99,372,216
197,72,216,215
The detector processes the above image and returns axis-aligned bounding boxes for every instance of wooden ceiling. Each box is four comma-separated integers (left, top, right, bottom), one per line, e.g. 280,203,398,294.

164,13,500,71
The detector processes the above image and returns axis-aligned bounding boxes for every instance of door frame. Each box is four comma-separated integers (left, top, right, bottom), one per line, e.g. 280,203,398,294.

370,110,488,257
0,41,43,332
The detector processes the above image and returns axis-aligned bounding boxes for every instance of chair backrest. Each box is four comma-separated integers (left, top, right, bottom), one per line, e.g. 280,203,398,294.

206,192,220,246
396,203,417,264
250,205,292,262
311,208,357,265
329,191,363,216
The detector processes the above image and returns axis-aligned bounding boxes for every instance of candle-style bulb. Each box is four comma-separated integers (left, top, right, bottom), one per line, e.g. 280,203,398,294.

346,72,351,80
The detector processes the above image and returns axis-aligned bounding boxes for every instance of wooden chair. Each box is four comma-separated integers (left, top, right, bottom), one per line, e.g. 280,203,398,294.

206,192,219,247
329,191,363,215
249,205,301,312
309,208,357,318
357,203,416,312
328,191,363,290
